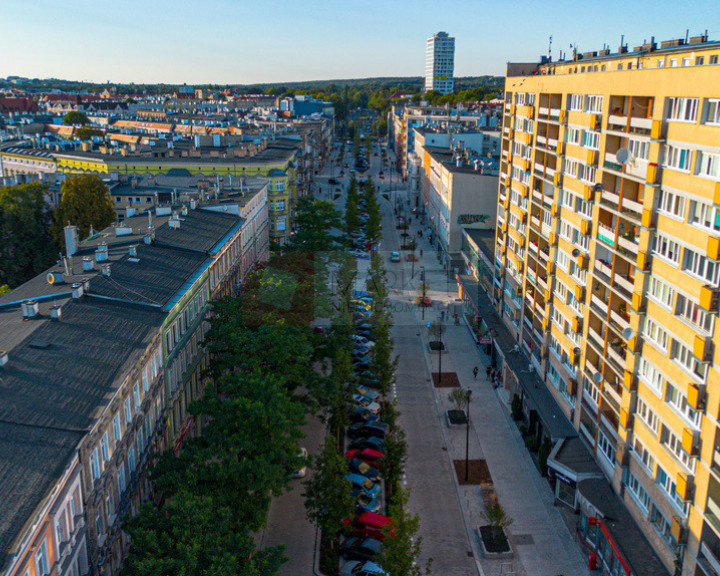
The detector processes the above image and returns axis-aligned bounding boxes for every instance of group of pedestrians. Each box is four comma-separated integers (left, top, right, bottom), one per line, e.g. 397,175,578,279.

472,364,500,389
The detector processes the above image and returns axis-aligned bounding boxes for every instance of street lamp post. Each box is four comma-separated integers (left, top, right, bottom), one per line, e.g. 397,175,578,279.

438,322,443,385
420,266,426,320
465,388,472,482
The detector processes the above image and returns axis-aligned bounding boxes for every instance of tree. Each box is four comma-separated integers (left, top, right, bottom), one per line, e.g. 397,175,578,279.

63,111,89,125
284,198,341,254
448,387,470,413
380,488,432,576
52,174,115,248
0,183,59,288
481,501,514,546
303,436,356,544
74,126,104,140
382,428,407,500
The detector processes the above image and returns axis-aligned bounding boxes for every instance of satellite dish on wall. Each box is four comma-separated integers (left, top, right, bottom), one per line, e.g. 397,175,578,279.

572,248,580,257
593,371,603,384
622,327,635,340
616,147,631,165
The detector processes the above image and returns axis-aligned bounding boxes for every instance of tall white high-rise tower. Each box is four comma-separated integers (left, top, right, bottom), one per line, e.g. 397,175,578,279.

425,31,455,94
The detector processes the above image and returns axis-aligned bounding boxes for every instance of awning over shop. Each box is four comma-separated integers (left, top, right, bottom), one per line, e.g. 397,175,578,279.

548,437,604,483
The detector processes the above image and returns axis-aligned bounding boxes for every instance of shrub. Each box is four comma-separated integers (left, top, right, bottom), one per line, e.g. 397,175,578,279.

525,436,538,452
511,394,523,421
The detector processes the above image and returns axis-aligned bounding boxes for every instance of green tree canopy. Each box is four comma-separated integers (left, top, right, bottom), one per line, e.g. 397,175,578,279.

0,183,59,288
52,174,115,248
63,110,89,125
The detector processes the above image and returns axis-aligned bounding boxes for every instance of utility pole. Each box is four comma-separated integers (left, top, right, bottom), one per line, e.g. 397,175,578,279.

421,266,426,320
465,388,472,482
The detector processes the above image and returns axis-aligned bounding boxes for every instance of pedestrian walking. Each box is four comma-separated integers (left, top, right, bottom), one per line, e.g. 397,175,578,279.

473,366,479,379
486,366,491,381
420,249,423,257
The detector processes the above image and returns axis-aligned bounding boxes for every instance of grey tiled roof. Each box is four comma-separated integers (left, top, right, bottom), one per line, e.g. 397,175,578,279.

153,209,243,254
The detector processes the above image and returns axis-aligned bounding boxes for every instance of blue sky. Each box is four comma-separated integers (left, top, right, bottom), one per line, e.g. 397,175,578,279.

0,0,717,84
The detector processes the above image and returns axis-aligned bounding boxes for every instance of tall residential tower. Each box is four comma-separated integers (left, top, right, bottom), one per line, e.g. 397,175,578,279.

425,31,455,94
496,35,720,576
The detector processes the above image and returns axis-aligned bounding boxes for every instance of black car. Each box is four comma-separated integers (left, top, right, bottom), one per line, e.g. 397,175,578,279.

340,537,384,562
348,436,385,451
349,406,380,423
347,421,389,440
347,458,380,481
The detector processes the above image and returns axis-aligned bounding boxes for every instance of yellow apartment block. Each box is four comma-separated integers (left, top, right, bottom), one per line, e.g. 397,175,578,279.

497,35,720,576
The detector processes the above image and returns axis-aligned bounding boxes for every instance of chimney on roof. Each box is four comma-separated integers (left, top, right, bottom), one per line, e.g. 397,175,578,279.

21,300,39,320
101,263,111,277
129,245,138,257
82,256,94,272
50,305,62,321
0,350,8,368
46,272,65,285
64,224,79,257
95,242,108,262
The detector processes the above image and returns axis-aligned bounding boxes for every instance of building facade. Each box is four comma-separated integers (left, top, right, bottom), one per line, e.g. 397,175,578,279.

425,32,455,94
496,36,720,576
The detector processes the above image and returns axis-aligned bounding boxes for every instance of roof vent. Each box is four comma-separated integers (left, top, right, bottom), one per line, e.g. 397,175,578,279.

82,279,90,293
129,245,138,257
72,282,84,299
96,243,108,262
168,219,181,230
21,300,39,320
0,350,8,367
101,264,112,277
46,272,65,285
115,224,133,237
50,305,62,321
181,206,188,216
28,339,50,350
82,256,95,272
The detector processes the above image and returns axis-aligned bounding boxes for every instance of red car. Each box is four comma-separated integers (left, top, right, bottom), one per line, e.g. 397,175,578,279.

345,448,385,467
344,512,394,540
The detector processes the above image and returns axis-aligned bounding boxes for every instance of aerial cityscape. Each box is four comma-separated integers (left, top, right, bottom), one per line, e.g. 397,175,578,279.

1,4,720,576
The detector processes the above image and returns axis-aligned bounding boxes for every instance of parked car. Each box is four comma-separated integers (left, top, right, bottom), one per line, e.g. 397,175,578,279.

291,447,308,479
389,251,401,262
348,436,385,452
348,458,380,481
352,384,379,400
340,537,384,562
348,406,380,423
345,448,385,467
344,473,381,499
355,492,383,514
355,323,374,331
352,395,380,414
344,512,394,541
351,335,375,347
339,560,387,576
347,421,389,440
351,249,370,259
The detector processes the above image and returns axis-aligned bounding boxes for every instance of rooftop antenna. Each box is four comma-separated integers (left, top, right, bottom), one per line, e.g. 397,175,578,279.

548,35,553,61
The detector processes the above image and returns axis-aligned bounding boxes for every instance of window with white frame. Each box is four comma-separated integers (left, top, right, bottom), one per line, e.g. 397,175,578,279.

133,383,141,410
663,145,691,171
573,229,590,252
582,130,600,150
653,233,681,265
35,540,49,576
704,99,720,125
666,382,702,428
559,220,574,242
626,471,652,512
683,248,720,285
670,338,707,380
555,280,568,302
552,306,567,329
579,163,597,184
576,196,593,218
642,317,669,352
689,200,720,232
626,138,650,161
633,436,657,475
676,293,714,333
662,426,695,471
118,463,126,494
564,158,579,178
647,275,675,308
90,449,101,481
128,445,136,471
560,189,576,209
657,189,686,219
583,377,600,409
567,126,582,145
541,208,552,227
101,432,110,462
638,357,665,396
124,396,133,426
584,95,603,113
569,94,583,111
636,397,660,434
697,151,720,180
667,97,699,122
597,430,616,464
556,249,570,272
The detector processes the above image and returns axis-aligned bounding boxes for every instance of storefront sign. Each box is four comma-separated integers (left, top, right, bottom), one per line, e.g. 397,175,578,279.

478,337,492,344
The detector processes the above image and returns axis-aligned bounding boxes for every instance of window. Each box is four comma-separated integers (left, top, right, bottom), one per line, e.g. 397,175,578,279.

569,94,583,111
636,397,660,434
712,55,719,65
666,382,702,429
583,377,600,409
582,130,600,150
643,317,668,352
133,383,141,410
667,97,699,122
584,95,603,114
556,249,570,272
704,99,720,125
118,463,126,494
633,436,657,475
663,145,691,171
578,163,597,184
128,445,136,471
564,158,579,178
626,472,652,512
652,507,680,552
96,511,104,536
55,514,67,544
567,127,582,145
142,367,149,392
124,396,133,426
35,540,49,576
647,275,675,308
676,293,714,333
653,233,681,265
90,449,101,481
626,138,650,161
697,151,720,180
101,432,110,462
274,180,285,192
597,430,616,464
638,357,665,396
671,338,707,380
696,56,705,66
656,189,685,218
113,413,122,444
683,248,720,285
690,200,720,232
682,57,690,67
657,59,665,68
662,426,694,471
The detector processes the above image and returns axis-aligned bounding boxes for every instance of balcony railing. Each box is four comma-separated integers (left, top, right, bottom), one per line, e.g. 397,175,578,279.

617,234,639,256
597,224,616,248
590,293,609,315
621,195,644,215
601,190,620,206
537,275,548,291
613,274,635,295
609,309,630,332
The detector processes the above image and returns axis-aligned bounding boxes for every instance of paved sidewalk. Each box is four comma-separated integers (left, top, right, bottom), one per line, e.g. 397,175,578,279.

385,195,590,576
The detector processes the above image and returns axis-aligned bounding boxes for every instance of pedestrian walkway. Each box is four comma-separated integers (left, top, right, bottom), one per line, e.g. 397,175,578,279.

384,195,590,576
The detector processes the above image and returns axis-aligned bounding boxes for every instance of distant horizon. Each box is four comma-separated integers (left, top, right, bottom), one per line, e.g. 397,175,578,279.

0,0,717,84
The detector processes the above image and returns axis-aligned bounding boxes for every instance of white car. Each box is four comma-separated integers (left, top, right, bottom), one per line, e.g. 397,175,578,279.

292,447,308,479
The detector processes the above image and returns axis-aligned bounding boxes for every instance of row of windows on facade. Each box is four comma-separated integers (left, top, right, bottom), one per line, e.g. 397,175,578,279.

166,285,209,353
563,53,719,75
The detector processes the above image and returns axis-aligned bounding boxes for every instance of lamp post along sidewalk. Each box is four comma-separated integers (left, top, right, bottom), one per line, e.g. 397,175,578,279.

465,388,472,482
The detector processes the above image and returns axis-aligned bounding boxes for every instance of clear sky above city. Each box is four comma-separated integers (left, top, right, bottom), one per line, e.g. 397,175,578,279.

0,0,718,85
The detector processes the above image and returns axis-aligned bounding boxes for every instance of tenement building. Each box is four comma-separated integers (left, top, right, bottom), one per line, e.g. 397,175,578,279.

496,35,720,576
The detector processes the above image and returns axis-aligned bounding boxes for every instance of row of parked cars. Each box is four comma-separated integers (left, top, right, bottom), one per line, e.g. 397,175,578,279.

339,290,394,576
